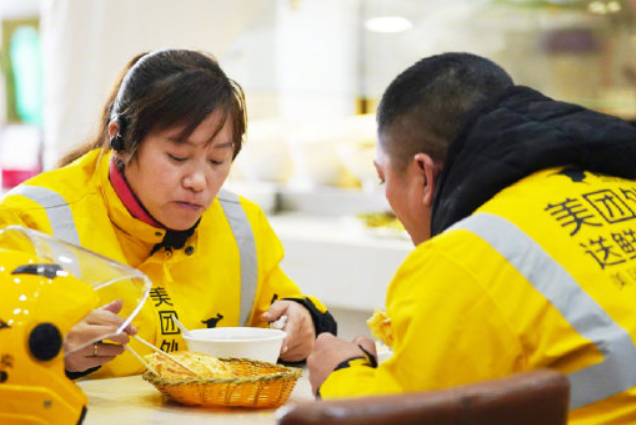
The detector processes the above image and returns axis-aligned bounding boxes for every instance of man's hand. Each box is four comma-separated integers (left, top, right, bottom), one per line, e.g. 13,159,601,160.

262,300,315,362
64,299,137,372
307,333,376,395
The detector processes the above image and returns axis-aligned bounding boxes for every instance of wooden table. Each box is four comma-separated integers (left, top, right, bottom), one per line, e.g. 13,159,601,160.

78,369,313,425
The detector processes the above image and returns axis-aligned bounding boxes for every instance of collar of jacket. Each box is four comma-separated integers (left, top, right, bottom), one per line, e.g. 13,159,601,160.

430,85,636,236
150,219,200,254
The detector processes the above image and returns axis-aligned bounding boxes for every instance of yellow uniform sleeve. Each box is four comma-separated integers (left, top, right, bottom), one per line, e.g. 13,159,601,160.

320,234,525,398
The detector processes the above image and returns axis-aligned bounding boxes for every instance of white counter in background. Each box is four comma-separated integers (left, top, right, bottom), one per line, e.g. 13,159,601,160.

268,213,412,336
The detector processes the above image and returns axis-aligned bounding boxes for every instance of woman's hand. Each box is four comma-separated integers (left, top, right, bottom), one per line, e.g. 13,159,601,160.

307,334,375,395
262,300,315,362
64,299,137,373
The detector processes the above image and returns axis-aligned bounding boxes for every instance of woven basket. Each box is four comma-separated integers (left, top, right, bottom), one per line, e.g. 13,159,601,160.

142,357,303,408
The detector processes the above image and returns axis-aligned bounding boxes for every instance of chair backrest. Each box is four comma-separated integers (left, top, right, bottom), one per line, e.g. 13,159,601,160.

277,369,570,425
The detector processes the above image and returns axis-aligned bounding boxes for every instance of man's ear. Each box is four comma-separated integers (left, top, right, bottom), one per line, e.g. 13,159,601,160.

413,153,437,207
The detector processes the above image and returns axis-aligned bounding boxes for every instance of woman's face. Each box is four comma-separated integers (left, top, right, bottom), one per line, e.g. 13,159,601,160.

122,110,235,231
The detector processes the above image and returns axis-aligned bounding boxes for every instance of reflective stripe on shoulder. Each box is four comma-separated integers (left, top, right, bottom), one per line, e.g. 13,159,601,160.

449,212,636,409
218,189,258,326
6,185,80,245
4,185,82,277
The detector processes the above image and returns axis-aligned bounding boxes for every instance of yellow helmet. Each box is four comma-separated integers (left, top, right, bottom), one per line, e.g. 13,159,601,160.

0,226,151,425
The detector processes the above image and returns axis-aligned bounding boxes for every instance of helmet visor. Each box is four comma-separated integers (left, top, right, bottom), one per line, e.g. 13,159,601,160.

0,225,151,356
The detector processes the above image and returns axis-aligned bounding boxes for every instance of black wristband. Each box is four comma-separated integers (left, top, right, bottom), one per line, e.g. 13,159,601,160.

283,297,338,337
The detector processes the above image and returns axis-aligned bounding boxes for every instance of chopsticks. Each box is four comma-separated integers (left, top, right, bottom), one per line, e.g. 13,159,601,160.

128,335,198,376
125,345,159,376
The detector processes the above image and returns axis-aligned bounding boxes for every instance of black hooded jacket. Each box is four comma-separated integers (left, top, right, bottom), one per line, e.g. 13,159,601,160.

431,85,636,236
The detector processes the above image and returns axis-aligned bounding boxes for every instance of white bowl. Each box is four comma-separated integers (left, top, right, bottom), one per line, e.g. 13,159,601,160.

183,327,286,364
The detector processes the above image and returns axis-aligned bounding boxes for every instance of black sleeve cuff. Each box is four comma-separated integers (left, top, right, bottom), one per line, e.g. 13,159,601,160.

357,344,378,368
315,355,374,399
65,365,101,380
333,356,367,371
283,297,338,337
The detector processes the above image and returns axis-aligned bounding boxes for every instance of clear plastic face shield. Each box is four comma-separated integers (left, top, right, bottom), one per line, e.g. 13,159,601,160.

0,225,151,357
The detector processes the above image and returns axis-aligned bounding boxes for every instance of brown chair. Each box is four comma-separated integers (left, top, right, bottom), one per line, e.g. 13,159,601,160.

277,369,570,425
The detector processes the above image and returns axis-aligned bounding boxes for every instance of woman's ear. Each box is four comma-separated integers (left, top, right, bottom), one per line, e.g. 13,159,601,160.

107,121,126,158
413,153,437,207
107,121,120,140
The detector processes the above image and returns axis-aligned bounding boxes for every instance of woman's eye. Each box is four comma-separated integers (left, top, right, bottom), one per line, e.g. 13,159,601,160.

168,154,187,162
209,159,226,166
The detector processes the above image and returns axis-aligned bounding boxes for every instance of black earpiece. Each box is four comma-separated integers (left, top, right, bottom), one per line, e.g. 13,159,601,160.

110,134,124,151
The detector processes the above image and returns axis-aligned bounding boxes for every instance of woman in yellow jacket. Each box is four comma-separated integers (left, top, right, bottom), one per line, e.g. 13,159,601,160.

0,49,336,378
307,53,636,425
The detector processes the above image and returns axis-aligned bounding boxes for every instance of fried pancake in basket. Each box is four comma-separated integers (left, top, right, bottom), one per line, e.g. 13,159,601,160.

366,309,394,347
145,351,234,380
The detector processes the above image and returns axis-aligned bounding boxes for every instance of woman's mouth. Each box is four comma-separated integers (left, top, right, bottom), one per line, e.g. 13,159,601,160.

175,201,203,211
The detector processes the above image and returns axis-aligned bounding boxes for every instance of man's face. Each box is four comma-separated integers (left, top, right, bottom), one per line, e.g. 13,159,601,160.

374,135,432,246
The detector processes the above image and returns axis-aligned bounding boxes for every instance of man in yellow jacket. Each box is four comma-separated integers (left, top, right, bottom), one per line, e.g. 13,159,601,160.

307,52,636,425
0,49,336,378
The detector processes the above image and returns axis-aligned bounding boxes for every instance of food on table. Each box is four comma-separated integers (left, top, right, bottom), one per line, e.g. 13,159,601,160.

367,309,394,347
142,356,303,408
144,351,233,380
357,211,404,231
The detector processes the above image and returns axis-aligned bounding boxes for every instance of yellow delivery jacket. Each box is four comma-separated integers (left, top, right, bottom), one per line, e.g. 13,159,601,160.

0,149,331,378
320,167,636,425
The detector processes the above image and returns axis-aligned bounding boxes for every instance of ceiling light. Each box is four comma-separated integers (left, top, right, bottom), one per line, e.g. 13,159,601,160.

365,16,413,33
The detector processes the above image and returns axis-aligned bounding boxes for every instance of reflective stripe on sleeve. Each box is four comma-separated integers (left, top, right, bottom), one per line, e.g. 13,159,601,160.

450,212,636,409
4,185,82,277
218,189,258,327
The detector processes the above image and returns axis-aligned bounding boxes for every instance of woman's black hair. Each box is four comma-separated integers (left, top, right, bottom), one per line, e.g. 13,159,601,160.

58,49,247,168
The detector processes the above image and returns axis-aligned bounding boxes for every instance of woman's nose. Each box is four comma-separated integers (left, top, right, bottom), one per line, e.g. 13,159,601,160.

183,166,207,192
